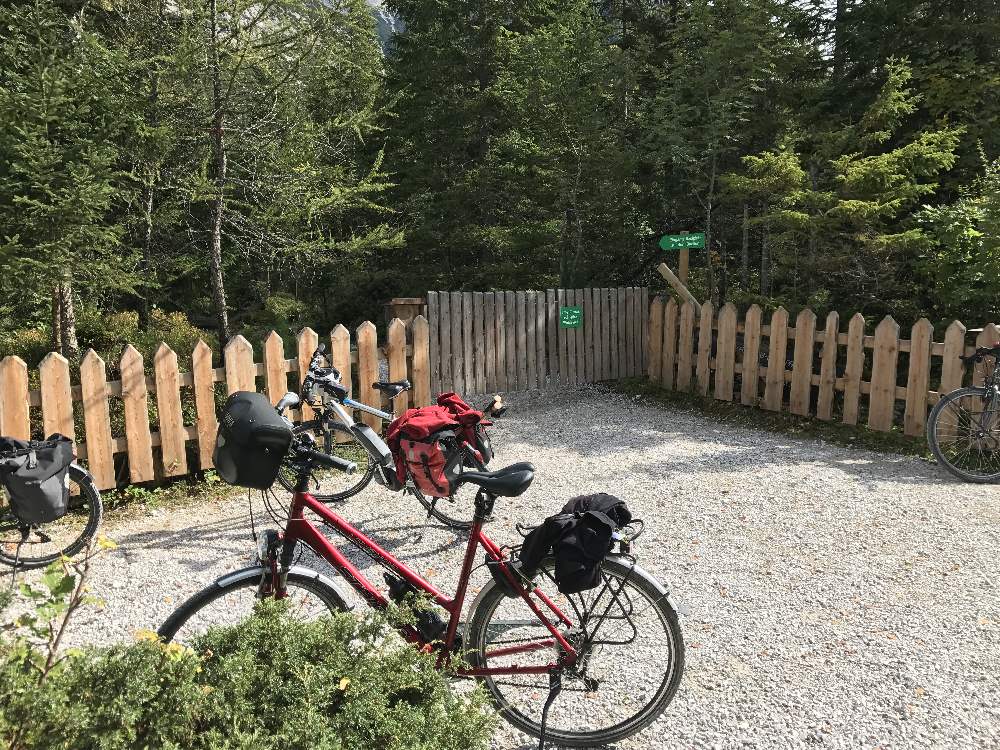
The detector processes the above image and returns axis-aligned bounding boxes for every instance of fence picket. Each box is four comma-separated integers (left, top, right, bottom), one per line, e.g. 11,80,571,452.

0,356,30,440
450,291,464,394
515,291,527,391
626,288,638,377
154,343,188,477
714,303,738,400
80,350,115,489
591,287,603,381
427,291,440,396
816,312,840,421
903,318,933,436
225,336,255,394
547,289,558,385
868,316,900,431
536,290,547,387
662,298,678,389
525,292,538,391
763,307,789,411
263,331,287,405
648,297,664,381
119,346,154,483
973,324,1000,387
387,318,409,412
462,292,474,393
505,291,517,389
640,287,649,373
574,289,587,382
438,292,452,392
192,340,217,469
411,316,431,407
495,292,508,391
842,313,866,425
677,301,695,391
616,287,627,379
297,328,319,422
330,324,354,443
484,293,497,392
601,288,612,380
789,309,817,416
939,321,967,395
557,289,569,385
696,301,714,396
473,292,485,394
740,305,762,406
40,352,74,443
356,322,381,429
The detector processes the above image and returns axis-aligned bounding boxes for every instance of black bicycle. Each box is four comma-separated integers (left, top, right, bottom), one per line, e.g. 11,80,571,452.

274,345,497,529
927,343,1000,483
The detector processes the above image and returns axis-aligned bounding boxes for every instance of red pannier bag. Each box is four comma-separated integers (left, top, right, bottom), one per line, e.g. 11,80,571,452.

399,430,458,498
436,392,493,464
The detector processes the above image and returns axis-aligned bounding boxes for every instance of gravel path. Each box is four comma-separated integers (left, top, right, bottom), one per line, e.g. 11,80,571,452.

13,386,1000,749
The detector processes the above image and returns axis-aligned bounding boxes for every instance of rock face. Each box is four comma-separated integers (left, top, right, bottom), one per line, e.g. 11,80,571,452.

365,0,404,48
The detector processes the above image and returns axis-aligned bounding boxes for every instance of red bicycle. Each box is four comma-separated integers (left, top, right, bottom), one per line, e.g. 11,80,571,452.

159,442,684,746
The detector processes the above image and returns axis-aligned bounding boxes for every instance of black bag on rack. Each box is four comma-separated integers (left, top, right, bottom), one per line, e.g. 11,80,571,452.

214,391,293,489
0,434,74,525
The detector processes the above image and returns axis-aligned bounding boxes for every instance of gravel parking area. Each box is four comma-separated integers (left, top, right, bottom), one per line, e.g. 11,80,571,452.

13,386,1000,749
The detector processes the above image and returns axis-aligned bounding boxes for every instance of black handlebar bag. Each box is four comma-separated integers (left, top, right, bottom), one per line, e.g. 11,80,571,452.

0,434,74,525
214,391,293,489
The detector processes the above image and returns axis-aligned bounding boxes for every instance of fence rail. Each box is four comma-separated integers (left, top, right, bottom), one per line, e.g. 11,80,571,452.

647,297,1000,435
0,318,432,490
427,287,650,394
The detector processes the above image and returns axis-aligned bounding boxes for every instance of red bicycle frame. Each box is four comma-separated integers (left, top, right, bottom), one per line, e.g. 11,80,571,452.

277,487,578,676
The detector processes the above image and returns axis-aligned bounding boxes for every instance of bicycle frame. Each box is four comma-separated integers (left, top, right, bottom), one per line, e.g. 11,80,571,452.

277,486,579,676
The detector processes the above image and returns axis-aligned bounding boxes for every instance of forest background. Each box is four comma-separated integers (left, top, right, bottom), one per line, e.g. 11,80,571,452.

1,0,997,367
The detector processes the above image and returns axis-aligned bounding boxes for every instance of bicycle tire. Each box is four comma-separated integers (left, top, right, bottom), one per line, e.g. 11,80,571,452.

158,567,348,643
465,556,684,746
412,487,475,530
276,420,376,501
927,386,1000,483
0,463,103,570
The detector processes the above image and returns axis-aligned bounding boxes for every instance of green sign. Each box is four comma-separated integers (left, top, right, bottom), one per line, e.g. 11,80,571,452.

559,306,582,329
659,232,706,251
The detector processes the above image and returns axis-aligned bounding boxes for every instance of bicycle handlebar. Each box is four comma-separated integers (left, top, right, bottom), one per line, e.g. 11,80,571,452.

304,448,356,475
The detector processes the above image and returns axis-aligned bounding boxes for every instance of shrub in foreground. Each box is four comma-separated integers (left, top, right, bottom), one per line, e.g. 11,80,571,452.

0,602,495,750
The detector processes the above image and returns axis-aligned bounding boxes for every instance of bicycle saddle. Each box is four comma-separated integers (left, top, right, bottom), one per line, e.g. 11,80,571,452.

372,379,411,398
455,462,535,497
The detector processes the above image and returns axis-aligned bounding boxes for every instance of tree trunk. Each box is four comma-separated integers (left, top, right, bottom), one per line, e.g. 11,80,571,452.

51,286,62,351
760,226,770,296
704,153,718,305
741,204,750,290
57,281,79,360
140,182,154,329
208,0,231,343
833,0,848,79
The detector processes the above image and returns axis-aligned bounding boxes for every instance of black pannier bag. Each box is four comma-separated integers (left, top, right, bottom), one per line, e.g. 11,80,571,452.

519,493,632,595
214,391,293,489
0,434,74,525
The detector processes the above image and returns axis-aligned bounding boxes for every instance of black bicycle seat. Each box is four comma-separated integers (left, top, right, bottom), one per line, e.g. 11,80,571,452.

372,379,411,398
455,462,535,497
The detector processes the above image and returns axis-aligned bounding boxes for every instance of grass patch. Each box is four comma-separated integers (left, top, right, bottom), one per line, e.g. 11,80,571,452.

101,470,241,528
612,379,931,458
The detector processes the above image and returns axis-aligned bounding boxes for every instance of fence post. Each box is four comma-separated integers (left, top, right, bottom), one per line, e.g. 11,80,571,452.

356,321,381,429
450,291,465,394
297,328,319,422
973,324,1000,387
903,318,933,436
740,305,763,406
40,352,74,444
192,340,217,469
330,324,354,443
263,331,288,405
120,345,154,483
867,316,900,432
816,312,840,421
387,318,409,412
485,292,497,391
789,308,817,416
462,292,474,393
495,292,508,391
225,335,256,394
648,297,664,382
80,350,115,490
842,313,866,425
616,287,627,379
0,356,30,440
526,292,538,390
536,290,547,387
411,315,431,407
155,343,188,477
714,302,738,401
763,307,789,411
427,291,440,396
505,291,517,389
662,298,678,389
473,292,485,394
696,301,714,396
939,320,967,394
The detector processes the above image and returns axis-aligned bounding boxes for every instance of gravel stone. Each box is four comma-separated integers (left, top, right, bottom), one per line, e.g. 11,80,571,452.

11,385,1000,749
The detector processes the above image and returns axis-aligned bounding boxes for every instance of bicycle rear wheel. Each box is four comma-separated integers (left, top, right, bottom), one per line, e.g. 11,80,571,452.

927,386,1000,483
465,556,684,746
0,464,103,569
276,420,375,500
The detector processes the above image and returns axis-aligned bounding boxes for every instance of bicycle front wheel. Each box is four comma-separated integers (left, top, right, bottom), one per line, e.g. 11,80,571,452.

928,386,1000,483
466,556,684,746
276,420,375,501
0,463,103,570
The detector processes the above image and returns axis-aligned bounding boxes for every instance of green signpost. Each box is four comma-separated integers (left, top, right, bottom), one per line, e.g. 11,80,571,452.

659,232,706,251
559,306,582,329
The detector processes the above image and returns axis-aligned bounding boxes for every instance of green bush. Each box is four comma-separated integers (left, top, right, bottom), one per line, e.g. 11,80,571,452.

0,602,495,750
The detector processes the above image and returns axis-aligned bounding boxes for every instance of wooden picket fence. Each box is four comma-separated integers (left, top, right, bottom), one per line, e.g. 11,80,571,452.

0,318,432,491
647,297,1000,436
426,287,650,394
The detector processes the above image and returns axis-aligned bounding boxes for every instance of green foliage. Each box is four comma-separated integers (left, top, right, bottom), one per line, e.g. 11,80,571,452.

1,601,495,750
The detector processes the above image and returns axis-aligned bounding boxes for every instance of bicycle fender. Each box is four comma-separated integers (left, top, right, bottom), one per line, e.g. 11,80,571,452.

604,554,689,617
216,565,354,612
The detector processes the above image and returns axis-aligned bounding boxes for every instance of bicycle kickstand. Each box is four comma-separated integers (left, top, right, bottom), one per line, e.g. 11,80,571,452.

537,670,562,750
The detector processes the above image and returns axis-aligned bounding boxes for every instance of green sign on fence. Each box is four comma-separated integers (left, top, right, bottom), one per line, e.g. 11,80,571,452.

559,306,582,328
659,232,705,251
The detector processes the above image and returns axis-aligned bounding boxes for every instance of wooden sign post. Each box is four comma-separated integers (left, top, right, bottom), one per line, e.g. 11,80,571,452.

659,231,705,286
